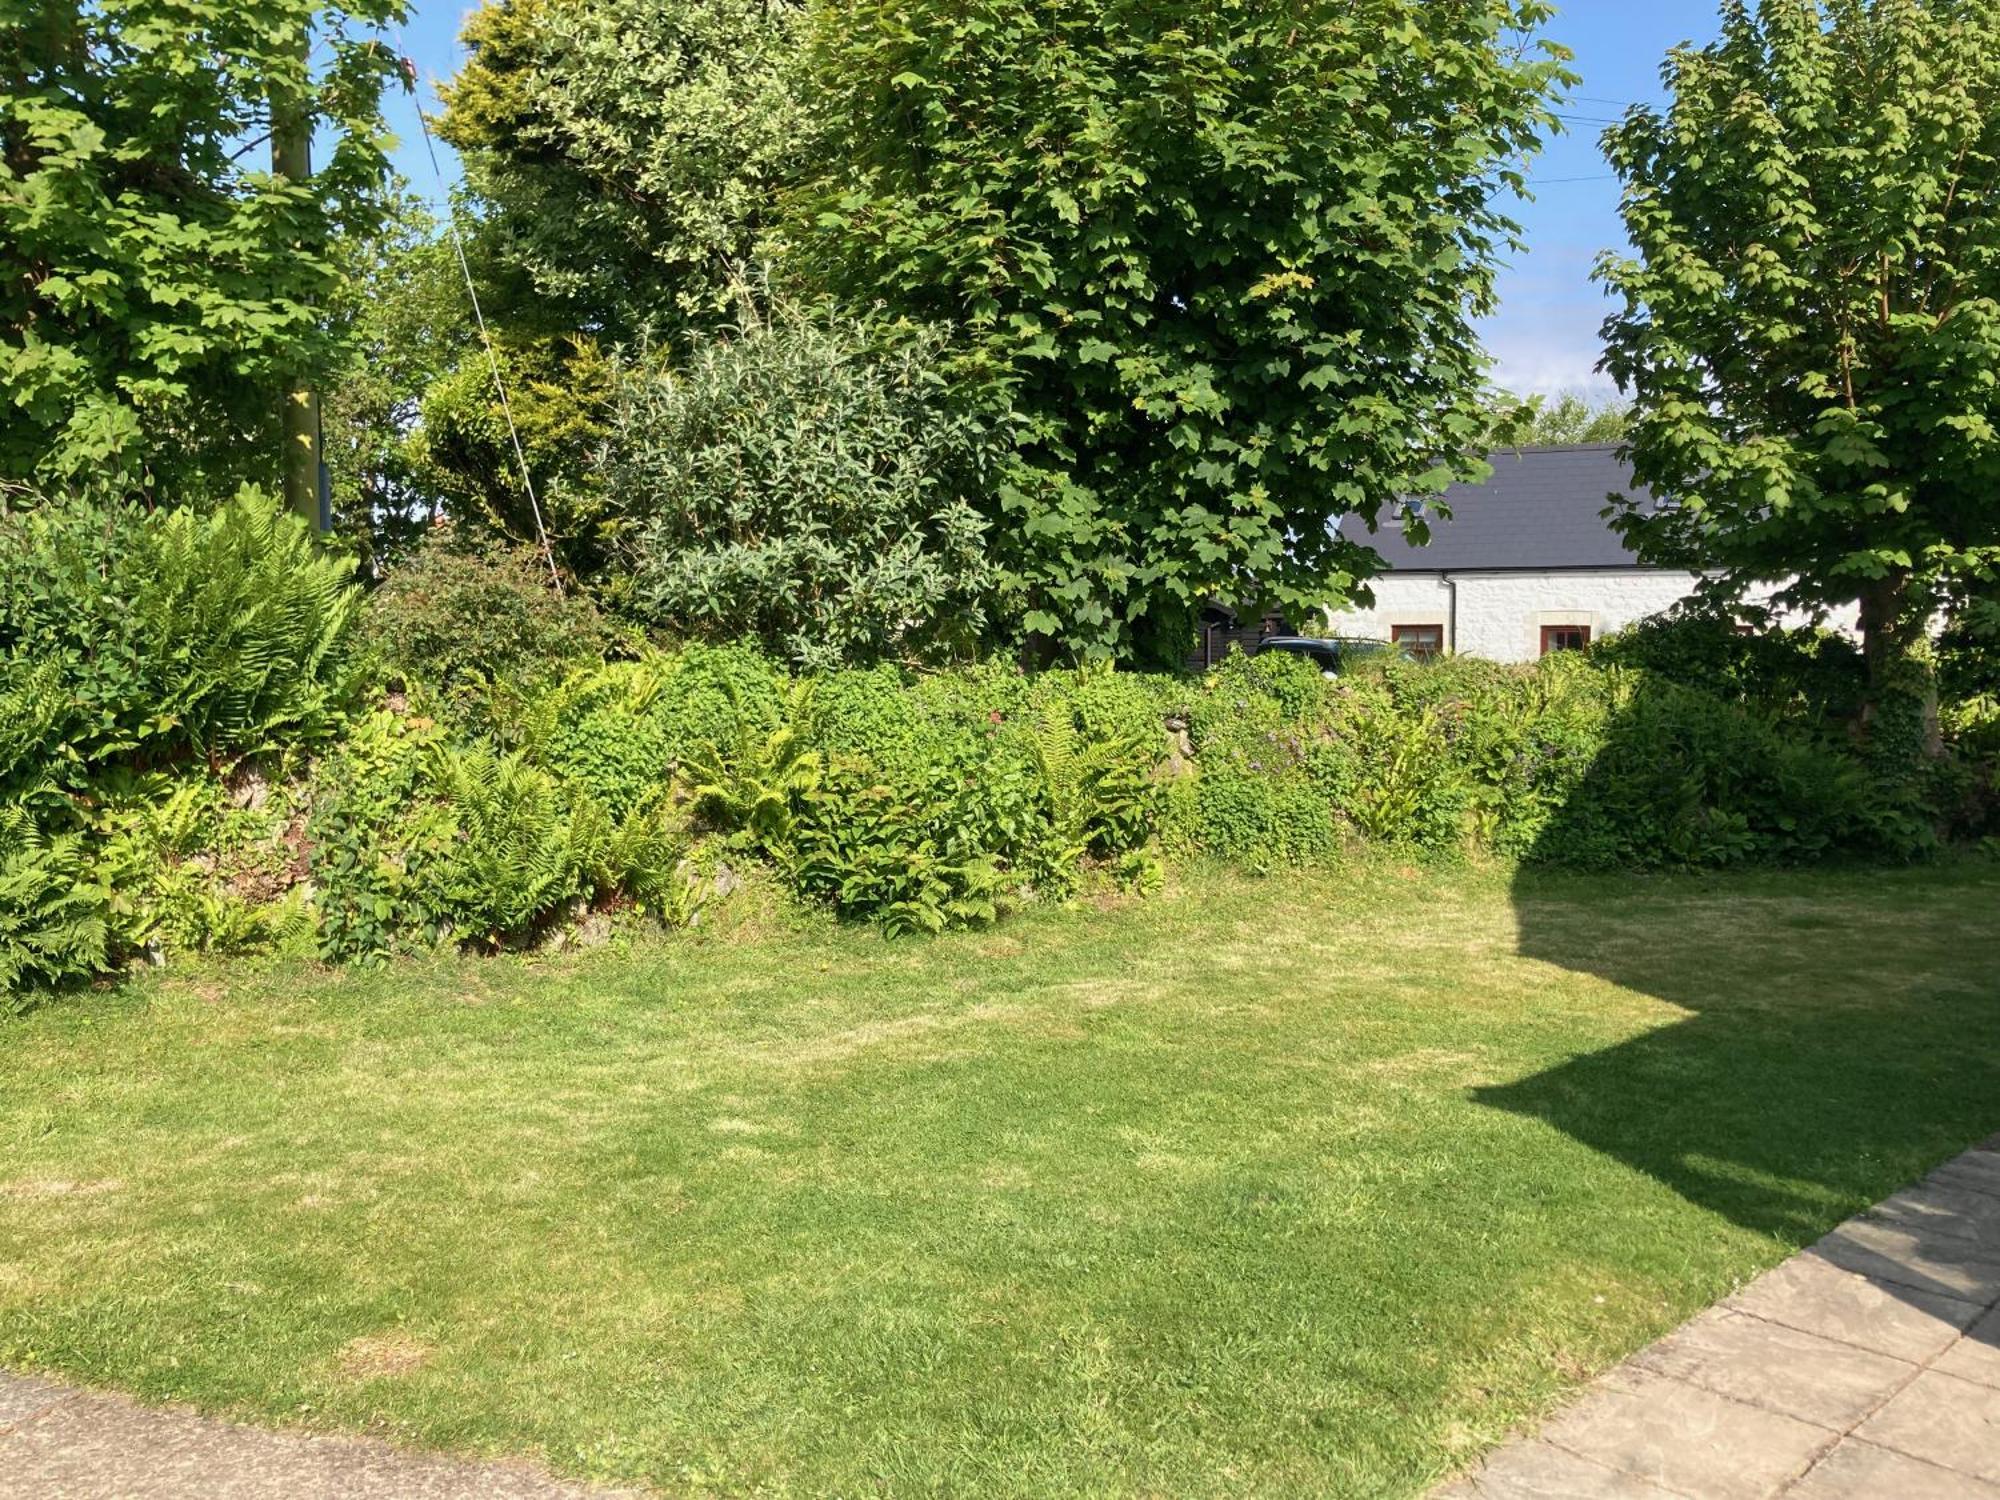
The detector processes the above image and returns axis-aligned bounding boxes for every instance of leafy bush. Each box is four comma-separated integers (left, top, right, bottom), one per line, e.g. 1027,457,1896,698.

357,521,620,694
308,709,456,965
1361,653,1614,857
790,754,1016,935
509,661,678,820
0,490,362,779
1029,699,1159,869
1593,603,1865,731
0,807,106,1009
309,699,701,964
647,644,789,763
1526,675,1875,869
1174,654,1338,866
601,312,1000,670
1306,692,1466,853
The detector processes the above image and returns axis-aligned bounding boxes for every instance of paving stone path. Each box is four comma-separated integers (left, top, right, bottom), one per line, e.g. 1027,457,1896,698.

0,1373,636,1498
1439,1134,2000,1499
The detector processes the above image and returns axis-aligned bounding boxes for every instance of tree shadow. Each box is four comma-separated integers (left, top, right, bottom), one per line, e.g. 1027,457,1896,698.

1475,683,2000,1258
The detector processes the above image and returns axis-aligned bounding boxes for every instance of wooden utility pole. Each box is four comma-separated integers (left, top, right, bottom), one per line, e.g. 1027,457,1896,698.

273,23,324,530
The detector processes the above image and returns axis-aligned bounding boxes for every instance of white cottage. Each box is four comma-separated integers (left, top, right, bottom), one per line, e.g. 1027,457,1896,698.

1324,443,1857,662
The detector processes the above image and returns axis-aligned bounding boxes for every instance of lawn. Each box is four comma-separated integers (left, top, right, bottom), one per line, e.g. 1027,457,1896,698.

3,861,1997,1497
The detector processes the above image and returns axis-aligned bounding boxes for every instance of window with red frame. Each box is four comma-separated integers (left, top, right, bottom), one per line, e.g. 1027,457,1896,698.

1540,624,1591,655
1390,623,1444,660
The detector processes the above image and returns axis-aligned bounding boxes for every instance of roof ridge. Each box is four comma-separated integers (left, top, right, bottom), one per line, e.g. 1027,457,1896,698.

1487,442,1626,455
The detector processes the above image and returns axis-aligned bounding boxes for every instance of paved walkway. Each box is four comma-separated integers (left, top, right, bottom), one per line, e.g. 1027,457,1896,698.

1439,1134,2000,1499
0,1374,635,1498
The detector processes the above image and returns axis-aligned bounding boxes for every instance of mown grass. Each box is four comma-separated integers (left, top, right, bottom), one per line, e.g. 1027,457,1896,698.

2,860,1997,1496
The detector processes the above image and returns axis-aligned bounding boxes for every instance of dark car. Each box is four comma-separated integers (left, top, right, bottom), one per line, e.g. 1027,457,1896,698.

1254,635,1400,675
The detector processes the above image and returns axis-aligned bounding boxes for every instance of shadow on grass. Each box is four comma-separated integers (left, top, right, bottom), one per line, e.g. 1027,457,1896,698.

1482,863,2000,1248
1477,693,2000,1254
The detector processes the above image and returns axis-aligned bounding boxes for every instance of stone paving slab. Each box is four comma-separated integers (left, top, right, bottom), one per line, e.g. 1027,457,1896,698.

1783,1440,2000,1500
1721,1254,1985,1364
1934,1307,2000,1390
1810,1218,2000,1304
1625,1306,1912,1429
1929,1151,2000,1200
1436,1439,1681,1498
1854,1368,2000,1485
1864,1182,2000,1249
0,1372,632,1499
1437,1134,2000,1499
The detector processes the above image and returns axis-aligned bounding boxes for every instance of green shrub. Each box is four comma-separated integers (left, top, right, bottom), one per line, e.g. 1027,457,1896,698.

0,659,73,809
1184,772,1337,868
648,644,789,764
601,311,999,670
308,708,458,965
790,753,1017,935
1527,676,1874,869
1593,603,1865,731
0,807,106,1008
7,587,1972,996
357,522,619,695
1308,690,1468,854
310,699,701,963
509,661,678,820
1176,654,1337,866
1349,653,1615,857
0,490,362,999
0,490,361,778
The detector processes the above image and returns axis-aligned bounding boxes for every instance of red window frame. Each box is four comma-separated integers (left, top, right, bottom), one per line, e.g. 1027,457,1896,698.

1390,623,1445,660
1540,624,1592,655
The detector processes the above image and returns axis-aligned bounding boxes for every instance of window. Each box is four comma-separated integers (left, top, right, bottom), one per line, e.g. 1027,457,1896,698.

1540,624,1592,655
1391,624,1444,660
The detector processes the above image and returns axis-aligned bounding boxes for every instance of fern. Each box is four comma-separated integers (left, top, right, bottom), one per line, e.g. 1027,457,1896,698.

427,745,585,947
599,800,700,923
0,659,73,809
1031,700,1160,880
130,490,362,758
681,681,820,851
0,805,107,1007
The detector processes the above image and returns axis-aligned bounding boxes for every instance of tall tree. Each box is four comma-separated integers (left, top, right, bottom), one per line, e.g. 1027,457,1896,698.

322,192,469,570
794,0,1569,664
0,0,407,501
437,0,806,345
1598,0,2000,748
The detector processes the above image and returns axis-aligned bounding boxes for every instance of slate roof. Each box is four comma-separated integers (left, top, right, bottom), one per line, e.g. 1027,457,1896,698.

1337,443,1662,571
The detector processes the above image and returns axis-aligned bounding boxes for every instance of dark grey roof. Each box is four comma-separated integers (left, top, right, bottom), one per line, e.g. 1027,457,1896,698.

1337,443,1661,571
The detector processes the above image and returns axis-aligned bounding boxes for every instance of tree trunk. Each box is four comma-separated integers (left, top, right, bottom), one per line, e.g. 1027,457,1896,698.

273,22,323,531
1857,571,1942,759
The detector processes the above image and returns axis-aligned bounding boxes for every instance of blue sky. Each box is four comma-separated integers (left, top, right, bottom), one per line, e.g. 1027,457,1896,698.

380,0,1728,399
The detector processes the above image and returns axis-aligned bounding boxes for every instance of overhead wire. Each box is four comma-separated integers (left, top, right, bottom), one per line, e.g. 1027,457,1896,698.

392,39,564,592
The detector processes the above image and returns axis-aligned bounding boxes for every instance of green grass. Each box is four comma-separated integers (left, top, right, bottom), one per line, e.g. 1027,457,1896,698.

3,861,1998,1497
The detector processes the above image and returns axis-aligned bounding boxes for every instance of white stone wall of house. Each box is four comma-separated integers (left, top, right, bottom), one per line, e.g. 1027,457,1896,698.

1322,571,1862,664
